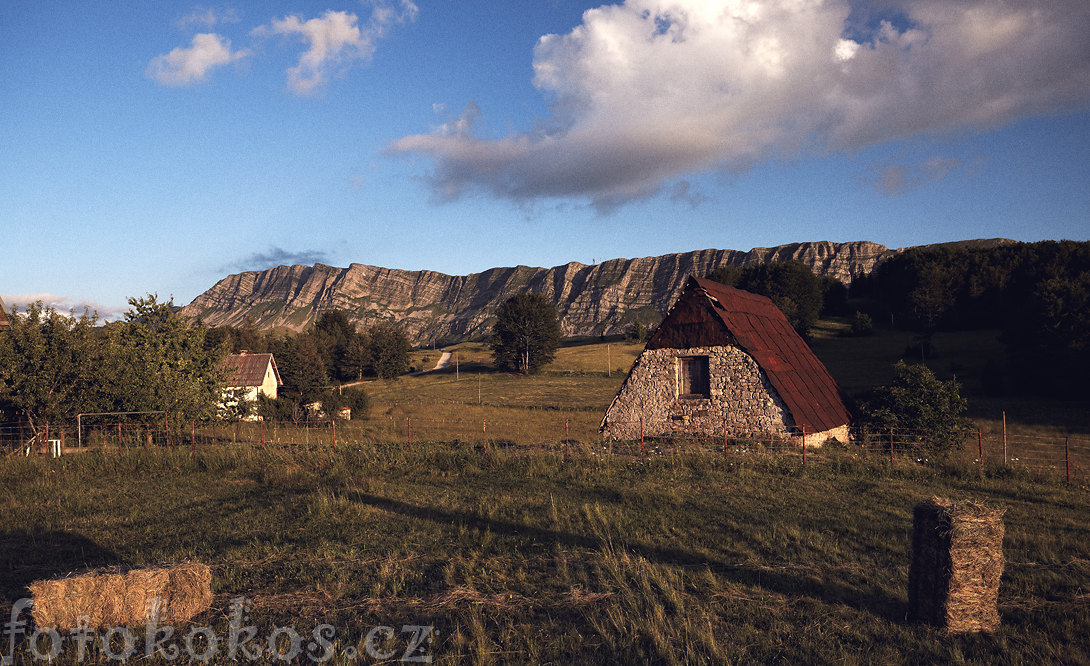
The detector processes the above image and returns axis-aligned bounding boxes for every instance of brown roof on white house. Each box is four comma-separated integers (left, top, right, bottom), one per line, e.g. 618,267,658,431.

0,296,10,331
221,353,282,388
646,276,851,434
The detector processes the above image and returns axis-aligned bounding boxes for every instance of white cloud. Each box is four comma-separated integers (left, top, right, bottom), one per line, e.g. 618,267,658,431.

1,293,125,320
146,33,250,86
175,6,241,31
255,1,418,95
390,0,1090,210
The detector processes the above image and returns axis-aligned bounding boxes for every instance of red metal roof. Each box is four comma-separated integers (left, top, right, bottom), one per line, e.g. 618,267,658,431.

648,276,850,433
221,353,282,388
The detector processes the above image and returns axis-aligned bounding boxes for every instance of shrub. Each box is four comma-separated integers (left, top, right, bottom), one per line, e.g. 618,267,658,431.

322,388,370,420
858,361,970,452
850,311,874,336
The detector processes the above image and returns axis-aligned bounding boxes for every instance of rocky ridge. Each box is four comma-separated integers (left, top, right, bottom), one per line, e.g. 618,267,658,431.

182,240,902,345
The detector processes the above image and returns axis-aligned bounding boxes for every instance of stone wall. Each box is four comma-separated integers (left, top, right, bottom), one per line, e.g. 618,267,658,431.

601,345,794,440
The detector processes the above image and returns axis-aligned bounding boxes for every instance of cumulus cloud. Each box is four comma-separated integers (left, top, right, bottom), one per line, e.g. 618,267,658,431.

146,33,250,86
225,247,331,272
255,1,418,95
389,0,1090,210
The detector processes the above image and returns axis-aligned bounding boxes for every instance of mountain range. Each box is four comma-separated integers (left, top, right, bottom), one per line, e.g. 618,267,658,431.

180,239,1013,345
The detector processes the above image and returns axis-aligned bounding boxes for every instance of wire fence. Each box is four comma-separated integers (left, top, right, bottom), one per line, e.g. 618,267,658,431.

3,417,1087,484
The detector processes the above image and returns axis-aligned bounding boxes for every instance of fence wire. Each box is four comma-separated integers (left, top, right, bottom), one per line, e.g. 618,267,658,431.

3,418,1087,483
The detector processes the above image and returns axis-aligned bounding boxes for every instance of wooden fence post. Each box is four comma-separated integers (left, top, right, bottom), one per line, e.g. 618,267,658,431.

1066,437,1071,484
801,426,806,465
1002,411,1007,466
640,417,645,459
483,420,488,454
723,419,728,459
564,419,569,460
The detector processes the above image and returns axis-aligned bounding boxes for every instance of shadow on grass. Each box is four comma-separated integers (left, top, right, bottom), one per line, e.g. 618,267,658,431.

0,530,122,608
348,492,907,623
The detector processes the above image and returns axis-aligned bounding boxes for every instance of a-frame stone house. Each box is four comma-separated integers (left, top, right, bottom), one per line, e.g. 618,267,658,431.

600,276,851,444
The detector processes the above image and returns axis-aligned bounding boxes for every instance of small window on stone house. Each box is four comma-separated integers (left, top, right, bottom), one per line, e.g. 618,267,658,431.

678,355,710,398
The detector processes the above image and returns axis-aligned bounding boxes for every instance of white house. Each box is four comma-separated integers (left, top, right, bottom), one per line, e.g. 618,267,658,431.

221,352,282,414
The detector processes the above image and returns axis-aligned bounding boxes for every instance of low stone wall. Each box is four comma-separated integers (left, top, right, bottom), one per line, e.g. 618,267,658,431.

601,346,793,440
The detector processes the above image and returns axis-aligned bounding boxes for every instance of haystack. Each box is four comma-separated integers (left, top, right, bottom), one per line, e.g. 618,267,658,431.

28,563,212,629
908,497,1005,633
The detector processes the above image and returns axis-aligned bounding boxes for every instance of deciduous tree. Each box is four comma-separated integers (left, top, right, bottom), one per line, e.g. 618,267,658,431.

0,302,102,428
490,293,562,374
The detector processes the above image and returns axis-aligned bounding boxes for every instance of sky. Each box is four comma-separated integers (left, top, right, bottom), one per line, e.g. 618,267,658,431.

2,0,1089,319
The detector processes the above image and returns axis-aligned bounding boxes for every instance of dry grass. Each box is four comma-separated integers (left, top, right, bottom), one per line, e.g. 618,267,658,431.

1,443,1088,663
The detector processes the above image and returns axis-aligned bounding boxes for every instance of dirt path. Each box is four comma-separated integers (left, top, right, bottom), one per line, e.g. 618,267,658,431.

430,351,452,371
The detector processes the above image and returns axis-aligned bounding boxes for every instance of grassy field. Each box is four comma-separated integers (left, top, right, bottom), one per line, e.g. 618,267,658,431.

3,327,1088,663
2,443,1088,664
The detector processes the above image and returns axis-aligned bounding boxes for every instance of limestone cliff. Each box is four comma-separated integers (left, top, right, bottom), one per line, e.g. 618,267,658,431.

181,240,893,344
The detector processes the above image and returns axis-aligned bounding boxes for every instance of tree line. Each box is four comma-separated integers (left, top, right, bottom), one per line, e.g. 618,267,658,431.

701,241,1090,397
204,310,412,421
0,297,417,429
0,296,225,429
853,240,1090,397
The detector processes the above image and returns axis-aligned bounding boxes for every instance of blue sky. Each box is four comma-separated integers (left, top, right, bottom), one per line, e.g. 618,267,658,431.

3,0,1089,318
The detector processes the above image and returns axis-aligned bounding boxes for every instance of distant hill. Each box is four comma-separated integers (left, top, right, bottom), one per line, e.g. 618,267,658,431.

181,239,1015,345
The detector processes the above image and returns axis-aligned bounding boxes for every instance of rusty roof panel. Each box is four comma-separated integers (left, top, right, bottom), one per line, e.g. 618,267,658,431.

689,276,851,433
221,353,282,388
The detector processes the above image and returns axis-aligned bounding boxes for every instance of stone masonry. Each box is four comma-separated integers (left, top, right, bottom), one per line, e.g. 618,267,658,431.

601,345,794,440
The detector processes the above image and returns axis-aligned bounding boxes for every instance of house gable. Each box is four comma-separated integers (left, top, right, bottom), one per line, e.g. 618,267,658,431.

601,276,851,440
221,353,282,399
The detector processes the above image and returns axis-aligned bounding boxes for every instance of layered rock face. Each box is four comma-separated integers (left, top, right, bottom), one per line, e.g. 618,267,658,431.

181,240,891,344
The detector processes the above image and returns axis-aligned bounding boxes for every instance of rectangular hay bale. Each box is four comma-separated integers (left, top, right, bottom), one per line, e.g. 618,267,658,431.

28,563,212,629
909,497,1005,633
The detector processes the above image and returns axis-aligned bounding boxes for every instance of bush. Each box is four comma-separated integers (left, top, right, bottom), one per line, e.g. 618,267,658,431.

858,361,970,452
322,388,370,420
850,311,874,336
